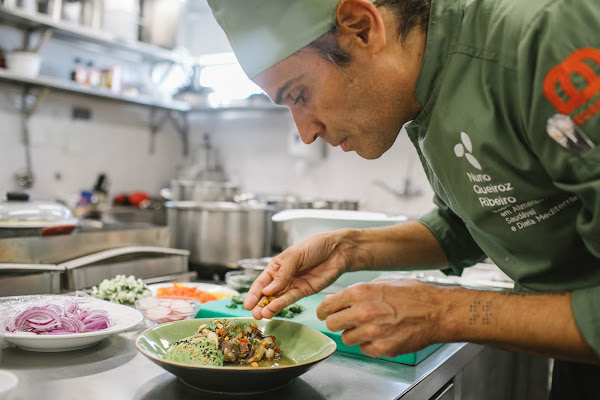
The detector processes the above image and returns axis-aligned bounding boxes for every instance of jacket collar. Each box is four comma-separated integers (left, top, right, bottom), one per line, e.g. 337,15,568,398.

412,0,465,125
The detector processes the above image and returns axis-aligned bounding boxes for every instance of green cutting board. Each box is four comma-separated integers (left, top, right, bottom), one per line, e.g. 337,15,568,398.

195,293,441,365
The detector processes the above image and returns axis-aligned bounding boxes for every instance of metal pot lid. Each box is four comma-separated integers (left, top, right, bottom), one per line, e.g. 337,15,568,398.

165,200,275,212
0,192,76,227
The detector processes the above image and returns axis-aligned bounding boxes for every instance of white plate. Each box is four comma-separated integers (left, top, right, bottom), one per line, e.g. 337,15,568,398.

147,282,239,297
1,295,143,352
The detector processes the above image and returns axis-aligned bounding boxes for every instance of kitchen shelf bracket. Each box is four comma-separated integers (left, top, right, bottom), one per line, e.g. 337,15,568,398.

21,26,53,53
149,107,189,157
16,85,50,188
149,60,177,87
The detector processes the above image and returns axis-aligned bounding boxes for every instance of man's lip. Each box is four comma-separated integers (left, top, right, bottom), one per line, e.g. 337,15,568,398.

339,138,349,151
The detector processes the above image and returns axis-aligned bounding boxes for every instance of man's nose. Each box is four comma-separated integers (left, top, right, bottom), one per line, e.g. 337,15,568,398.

290,111,324,145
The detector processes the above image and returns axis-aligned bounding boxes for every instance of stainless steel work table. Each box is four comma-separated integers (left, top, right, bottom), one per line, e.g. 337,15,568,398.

0,321,484,400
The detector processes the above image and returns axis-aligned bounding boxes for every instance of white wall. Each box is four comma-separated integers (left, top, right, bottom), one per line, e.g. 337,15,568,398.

0,84,181,205
185,112,435,219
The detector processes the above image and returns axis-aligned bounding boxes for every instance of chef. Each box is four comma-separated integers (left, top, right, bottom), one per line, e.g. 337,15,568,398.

207,0,600,397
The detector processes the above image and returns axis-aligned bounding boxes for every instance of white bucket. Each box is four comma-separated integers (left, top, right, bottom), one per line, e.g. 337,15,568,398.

5,51,42,78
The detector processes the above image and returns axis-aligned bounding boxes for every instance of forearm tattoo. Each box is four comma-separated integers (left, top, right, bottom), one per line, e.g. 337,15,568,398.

468,291,567,326
469,300,492,326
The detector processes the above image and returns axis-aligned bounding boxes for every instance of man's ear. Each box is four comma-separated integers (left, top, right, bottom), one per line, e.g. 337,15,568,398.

335,0,386,53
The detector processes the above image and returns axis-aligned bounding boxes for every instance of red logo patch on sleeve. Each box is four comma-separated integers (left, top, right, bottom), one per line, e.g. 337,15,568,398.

543,48,600,125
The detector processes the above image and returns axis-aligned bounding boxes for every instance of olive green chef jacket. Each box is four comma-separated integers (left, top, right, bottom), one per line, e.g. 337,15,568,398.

408,0,600,355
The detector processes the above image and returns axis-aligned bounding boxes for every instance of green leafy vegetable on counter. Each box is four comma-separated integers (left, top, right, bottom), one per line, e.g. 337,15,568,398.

225,295,305,318
226,295,245,308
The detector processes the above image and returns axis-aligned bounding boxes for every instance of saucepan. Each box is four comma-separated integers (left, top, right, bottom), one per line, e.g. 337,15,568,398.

0,192,78,239
166,201,275,268
166,180,239,202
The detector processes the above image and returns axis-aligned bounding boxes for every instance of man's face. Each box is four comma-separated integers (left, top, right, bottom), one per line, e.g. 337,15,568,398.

253,32,424,159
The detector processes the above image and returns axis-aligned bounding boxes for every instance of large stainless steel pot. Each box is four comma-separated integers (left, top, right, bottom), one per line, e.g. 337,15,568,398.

166,201,275,268
264,195,311,254
170,180,239,202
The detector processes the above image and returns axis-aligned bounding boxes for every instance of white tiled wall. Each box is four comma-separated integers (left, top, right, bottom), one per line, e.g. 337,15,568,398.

191,112,435,218
0,84,181,205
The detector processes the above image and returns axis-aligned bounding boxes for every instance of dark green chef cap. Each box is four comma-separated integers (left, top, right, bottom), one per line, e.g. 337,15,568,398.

207,0,375,79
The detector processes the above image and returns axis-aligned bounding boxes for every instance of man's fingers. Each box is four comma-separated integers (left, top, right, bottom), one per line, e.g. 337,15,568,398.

244,272,272,310
251,306,264,320
255,288,308,319
244,256,287,310
316,292,353,321
245,253,304,311
323,306,356,333
261,255,301,295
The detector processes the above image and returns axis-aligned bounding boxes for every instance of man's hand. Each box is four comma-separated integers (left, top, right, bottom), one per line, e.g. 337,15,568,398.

317,278,599,363
317,278,444,357
244,230,355,319
243,221,451,320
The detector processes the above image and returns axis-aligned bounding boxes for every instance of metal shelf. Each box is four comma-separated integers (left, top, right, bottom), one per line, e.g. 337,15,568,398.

0,6,192,188
0,6,182,63
0,68,191,112
190,104,290,114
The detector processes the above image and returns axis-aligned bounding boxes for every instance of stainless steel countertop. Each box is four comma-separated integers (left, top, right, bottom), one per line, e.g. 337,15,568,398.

0,321,483,400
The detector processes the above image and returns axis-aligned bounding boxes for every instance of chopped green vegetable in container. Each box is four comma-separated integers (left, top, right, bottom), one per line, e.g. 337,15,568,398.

91,275,150,305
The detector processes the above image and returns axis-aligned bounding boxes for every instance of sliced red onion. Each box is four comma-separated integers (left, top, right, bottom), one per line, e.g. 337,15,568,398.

26,317,55,325
60,316,86,333
47,304,63,315
84,319,110,331
5,300,113,335
10,307,61,332
64,299,80,315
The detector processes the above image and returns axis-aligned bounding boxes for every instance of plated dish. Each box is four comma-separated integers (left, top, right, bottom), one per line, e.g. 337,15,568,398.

164,319,281,367
1,295,143,352
135,317,336,394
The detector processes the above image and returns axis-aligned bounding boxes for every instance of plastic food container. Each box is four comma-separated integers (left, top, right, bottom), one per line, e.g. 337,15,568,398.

5,51,42,78
236,257,272,280
225,270,255,292
0,192,78,238
135,296,200,326
272,209,407,245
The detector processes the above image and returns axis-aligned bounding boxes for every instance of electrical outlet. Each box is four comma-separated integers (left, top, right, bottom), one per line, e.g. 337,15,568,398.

72,106,91,120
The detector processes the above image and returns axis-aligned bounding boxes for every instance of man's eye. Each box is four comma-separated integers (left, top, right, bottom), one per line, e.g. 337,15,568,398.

293,92,304,105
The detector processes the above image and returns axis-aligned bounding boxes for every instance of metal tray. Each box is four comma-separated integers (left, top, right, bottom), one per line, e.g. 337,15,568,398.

0,225,170,264
0,271,61,296
61,246,190,290
0,246,190,294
